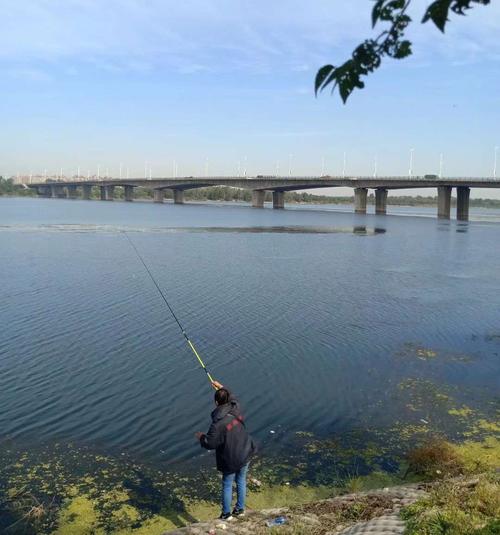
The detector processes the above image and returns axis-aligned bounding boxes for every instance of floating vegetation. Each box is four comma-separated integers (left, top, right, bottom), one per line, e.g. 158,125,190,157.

1,373,498,534
485,332,500,343
396,343,438,361
0,443,202,534
295,431,315,438
416,348,437,360
448,406,475,418
396,378,455,412
392,377,499,443
395,342,473,363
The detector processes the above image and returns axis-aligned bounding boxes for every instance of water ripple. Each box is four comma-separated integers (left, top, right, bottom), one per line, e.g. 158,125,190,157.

1,199,499,464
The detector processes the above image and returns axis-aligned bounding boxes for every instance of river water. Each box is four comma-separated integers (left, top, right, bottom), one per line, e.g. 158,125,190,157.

1,197,499,470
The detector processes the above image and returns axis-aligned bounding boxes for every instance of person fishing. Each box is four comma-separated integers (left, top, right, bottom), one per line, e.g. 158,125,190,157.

124,234,256,518
196,381,256,521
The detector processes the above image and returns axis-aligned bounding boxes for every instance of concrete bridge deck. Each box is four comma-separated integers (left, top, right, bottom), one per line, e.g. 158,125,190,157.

29,176,500,221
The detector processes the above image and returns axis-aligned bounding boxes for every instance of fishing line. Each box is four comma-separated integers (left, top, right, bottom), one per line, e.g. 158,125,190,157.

123,231,216,387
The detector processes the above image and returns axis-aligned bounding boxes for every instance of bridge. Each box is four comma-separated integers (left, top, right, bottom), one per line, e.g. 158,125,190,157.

28,176,500,221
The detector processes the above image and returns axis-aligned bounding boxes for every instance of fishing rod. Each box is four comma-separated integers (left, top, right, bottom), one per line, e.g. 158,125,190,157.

123,231,217,388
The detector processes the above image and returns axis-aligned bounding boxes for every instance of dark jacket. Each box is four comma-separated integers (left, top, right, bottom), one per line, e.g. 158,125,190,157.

199,390,256,474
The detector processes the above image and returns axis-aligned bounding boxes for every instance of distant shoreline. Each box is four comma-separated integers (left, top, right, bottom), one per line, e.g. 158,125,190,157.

2,193,500,210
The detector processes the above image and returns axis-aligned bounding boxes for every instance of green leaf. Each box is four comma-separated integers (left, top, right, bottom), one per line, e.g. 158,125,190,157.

450,0,490,16
314,64,335,95
394,40,412,59
318,0,490,104
353,40,381,71
422,0,453,32
372,0,386,27
387,0,405,9
338,80,352,104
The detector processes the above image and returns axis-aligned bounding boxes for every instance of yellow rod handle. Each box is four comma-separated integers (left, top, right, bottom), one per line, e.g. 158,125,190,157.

187,340,215,384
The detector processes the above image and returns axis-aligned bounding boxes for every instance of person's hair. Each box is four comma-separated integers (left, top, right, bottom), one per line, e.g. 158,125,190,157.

214,388,230,405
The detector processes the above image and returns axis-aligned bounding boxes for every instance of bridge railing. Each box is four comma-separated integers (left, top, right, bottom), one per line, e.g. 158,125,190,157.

24,175,499,186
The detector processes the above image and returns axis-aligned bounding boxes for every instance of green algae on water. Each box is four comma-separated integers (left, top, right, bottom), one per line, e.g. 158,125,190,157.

1,373,498,534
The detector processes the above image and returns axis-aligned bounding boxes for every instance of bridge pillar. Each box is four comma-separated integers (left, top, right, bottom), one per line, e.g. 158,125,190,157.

82,185,92,200
252,190,265,208
124,185,134,202
50,185,63,198
272,191,285,209
354,187,368,214
100,185,114,200
437,186,452,219
173,189,184,204
153,189,164,203
67,185,78,199
38,186,51,197
456,186,470,221
375,188,388,215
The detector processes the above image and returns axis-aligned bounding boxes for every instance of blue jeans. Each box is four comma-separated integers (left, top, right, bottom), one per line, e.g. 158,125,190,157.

222,463,249,514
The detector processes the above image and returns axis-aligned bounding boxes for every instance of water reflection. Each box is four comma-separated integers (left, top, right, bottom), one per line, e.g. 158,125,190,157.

437,221,469,233
0,224,388,235
352,226,387,235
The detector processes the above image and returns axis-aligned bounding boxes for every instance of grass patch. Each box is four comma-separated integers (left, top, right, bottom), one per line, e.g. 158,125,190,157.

247,483,334,510
454,436,500,474
343,470,405,493
402,475,500,535
407,436,500,480
402,437,500,534
407,438,464,479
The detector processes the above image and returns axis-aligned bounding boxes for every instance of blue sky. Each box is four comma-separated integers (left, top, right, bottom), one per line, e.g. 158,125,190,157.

1,0,499,197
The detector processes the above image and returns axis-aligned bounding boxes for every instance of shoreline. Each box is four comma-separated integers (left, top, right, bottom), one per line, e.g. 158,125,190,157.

2,193,500,211
1,432,498,534
1,331,498,534
1,392,498,534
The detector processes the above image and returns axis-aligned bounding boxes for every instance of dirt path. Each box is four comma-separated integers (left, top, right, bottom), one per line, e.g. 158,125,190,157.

163,483,427,534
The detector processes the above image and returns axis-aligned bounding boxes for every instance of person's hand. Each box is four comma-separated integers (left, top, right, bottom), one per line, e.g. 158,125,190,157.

211,380,223,390
195,432,204,441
